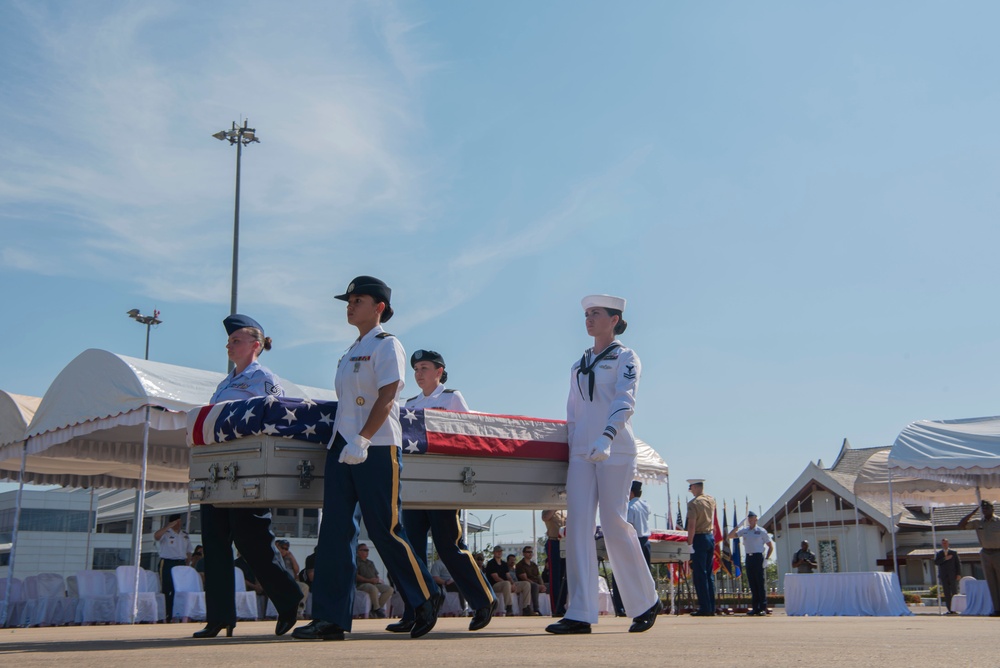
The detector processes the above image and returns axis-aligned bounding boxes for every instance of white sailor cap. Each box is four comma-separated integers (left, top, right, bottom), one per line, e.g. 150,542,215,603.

686,478,705,486
582,294,626,312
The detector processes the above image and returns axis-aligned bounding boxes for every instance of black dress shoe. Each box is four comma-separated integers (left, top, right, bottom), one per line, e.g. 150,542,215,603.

469,598,497,631
193,622,234,638
386,619,415,633
628,599,662,633
291,620,346,641
275,609,298,636
690,611,713,617
411,590,445,639
545,618,591,634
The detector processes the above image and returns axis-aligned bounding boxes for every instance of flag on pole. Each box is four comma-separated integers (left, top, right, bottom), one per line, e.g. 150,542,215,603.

676,499,684,532
731,499,742,579
712,507,724,573
720,499,735,577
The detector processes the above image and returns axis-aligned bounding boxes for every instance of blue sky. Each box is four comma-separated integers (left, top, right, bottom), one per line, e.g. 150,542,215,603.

3,1,1000,543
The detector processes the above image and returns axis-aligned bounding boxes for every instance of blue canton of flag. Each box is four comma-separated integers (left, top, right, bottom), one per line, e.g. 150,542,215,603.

400,407,428,454
209,396,337,445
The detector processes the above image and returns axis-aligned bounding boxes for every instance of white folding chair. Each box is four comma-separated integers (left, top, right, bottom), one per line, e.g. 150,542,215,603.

233,568,259,620
352,590,372,618
74,571,117,624
170,566,206,622
597,576,613,616
21,573,68,627
114,566,164,623
0,577,27,627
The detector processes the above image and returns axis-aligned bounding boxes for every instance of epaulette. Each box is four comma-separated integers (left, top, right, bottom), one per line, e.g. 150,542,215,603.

406,395,420,402
443,389,456,393
376,332,394,339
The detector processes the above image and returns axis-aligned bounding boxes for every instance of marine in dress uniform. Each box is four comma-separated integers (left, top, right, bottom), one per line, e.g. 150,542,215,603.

729,511,772,615
196,315,303,639
389,350,497,633
959,500,1000,616
154,513,191,622
293,276,441,642
546,294,661,636
541,509,568,617
686,478,716,616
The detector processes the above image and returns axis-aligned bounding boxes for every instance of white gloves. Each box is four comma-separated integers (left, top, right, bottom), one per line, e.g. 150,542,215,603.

339,434,371,465
585,434,612,463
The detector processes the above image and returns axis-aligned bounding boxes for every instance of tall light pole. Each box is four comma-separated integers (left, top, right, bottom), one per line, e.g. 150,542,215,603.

212,120,259,369
491,513,508,550
126,309,162,361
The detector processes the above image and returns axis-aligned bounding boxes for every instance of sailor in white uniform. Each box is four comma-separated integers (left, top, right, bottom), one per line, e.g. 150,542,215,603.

546,294,661,635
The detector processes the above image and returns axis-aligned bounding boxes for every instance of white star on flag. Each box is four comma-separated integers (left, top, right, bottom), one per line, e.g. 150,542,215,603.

226,408,239,423
405,439,421,453
301,397,317,408
303,424,317,437
403,409,418,424
319,412,334,426
216,429,228,441
263,423,280,435
242,407,256,423
265,395,279,406
282,408,297,424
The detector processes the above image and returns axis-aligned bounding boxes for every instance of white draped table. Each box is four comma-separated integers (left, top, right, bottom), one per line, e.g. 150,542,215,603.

784,572,912,616
960,580,994,616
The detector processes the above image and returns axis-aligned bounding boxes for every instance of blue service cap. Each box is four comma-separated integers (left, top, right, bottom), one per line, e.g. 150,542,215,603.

335,275,394,322
223,314,264,336
747,510,757,518
411,349,445,369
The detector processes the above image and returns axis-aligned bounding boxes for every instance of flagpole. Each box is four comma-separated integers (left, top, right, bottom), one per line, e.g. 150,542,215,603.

783,499,790,593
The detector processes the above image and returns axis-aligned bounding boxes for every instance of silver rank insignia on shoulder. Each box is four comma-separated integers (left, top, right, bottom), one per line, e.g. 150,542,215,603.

356,397,365,406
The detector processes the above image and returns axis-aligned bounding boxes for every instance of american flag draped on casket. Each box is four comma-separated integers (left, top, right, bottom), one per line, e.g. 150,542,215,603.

187,397,568,461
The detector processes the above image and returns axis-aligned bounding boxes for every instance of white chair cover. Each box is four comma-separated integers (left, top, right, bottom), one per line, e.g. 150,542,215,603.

352,592,372,618
536,593,552,616
114,566,164,623
74,571,117,624
597,576,613,615
233,568,259,620
439,592,464,616
0,577,27,628
170,566,206,622
21,573,68,627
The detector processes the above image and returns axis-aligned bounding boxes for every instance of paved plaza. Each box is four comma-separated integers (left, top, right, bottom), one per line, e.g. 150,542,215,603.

0,609,992,667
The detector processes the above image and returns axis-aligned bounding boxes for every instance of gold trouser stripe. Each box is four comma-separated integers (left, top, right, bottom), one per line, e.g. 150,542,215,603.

450,510,495,602
389,447,431,600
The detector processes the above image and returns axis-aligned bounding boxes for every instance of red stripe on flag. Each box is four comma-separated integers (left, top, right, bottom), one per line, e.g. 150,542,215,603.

191,405,212,446
425,431,568,461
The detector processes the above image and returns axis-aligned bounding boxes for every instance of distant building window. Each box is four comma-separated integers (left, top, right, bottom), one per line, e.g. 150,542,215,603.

93,548,131,570
0,553,9,567
0,508,93,534
819,539,840,573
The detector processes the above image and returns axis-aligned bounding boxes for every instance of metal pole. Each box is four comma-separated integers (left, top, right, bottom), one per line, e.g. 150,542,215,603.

231,128,242,318
144,322,151,362
84,487,96,571
130,406,152,623
930,507,941,614
888,468,899,583
854,492,862,572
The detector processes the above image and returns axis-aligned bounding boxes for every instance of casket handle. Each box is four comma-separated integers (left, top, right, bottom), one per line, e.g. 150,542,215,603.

225,461,239,488
461,466,476,493
298,459,315,489
208,463,220,484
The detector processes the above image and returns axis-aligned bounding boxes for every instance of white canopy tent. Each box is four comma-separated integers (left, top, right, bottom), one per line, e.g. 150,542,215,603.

860,415,1000,613
634,438,668,484
0,349,336,623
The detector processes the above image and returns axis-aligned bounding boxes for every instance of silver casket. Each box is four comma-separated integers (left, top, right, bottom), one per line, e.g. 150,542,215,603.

187,398,570,510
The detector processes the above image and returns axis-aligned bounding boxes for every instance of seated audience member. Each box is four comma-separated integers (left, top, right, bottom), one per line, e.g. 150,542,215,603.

301,546,317,585
485,546,531,616
277,539,309,613
191,545,206,584
431,558,466,612
515,545,547,616
235,553,265,596
355,543,393,618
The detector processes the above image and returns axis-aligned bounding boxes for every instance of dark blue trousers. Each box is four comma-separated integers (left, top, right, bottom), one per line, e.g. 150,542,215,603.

200,505,302,625
399,509,495,621
691,533,716,614
545,538,567,617
745,553,767,612
311,440,438,631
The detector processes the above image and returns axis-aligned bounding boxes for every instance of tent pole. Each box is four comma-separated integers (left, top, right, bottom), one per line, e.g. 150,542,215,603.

888,468,899,585
84,487,96,571
1,442,28,628
930,507,941,615
810,491,820,572
854,492,862,572
130,406,152,623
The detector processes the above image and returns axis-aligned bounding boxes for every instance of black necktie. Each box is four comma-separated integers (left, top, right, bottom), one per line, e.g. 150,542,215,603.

576,343,621,401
